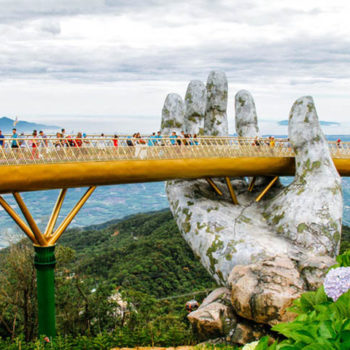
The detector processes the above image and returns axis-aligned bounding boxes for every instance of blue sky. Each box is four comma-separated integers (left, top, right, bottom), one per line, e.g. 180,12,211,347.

0,0,349,134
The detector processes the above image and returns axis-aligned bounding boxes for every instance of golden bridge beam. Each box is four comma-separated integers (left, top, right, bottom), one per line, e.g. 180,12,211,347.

0,196,37,244
13,192,47,246
255,176,279,202
225,177,239,205
206,178,223,196
48,186,96,245
44,189,67,238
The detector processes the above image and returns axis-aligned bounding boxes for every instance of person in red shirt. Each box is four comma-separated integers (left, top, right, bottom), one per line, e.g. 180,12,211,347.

75,132,83,147
113,135,119,147
31,130,39,159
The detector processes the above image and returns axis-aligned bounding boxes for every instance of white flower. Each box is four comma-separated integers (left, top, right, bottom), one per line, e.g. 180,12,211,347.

242,340,259,350
324,267,350,301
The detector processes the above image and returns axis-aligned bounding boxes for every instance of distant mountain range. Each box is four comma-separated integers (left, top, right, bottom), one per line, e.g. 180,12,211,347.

278,120,340,126
0,117,59,133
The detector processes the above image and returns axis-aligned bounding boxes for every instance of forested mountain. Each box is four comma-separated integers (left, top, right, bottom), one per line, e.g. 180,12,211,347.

0,117,59,133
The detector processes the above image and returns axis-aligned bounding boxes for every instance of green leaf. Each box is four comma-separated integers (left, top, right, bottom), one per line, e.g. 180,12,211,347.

335,251,350,267
341,319,350,331
289,329,315,343
303,344,330,350
315,286,329,304
318,320,336,339
340,330,350,343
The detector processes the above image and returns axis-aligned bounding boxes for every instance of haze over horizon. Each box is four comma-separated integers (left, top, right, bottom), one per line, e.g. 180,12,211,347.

0,0,349,132
1,114,349,136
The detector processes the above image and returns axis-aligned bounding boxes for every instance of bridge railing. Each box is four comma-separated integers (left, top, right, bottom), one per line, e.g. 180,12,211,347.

0,136,348,165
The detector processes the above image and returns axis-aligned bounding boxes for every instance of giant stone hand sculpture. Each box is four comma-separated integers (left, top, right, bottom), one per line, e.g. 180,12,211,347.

160,71,343,339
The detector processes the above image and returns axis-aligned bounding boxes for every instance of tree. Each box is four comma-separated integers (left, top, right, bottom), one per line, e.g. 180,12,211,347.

0,240,37,341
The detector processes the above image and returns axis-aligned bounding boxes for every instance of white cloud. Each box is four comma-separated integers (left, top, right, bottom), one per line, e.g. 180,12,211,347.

0,0,349,129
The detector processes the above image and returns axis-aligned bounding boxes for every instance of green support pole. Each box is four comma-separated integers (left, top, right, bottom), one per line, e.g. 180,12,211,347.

34,245,56,339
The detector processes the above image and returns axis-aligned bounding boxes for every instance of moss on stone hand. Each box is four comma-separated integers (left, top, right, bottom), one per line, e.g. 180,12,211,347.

297,223,307,233
185,92,193,104
272,212,285,225
206,235,224,275
238,96,245,107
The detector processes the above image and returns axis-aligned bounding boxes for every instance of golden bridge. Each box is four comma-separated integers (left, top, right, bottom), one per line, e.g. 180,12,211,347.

0,134,349,338
0,136,349,194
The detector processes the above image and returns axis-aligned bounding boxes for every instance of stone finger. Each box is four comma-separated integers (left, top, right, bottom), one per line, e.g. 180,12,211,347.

235,90,259,138
184,80,207,136
204,71,228,136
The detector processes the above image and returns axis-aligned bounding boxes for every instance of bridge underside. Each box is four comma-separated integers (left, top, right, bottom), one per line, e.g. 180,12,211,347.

1,157,349,193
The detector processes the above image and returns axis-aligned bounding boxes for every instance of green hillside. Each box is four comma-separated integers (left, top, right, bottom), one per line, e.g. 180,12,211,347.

59,209,216,298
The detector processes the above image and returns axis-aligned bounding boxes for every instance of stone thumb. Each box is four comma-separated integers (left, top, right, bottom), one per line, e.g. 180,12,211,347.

263,96,342,256
289,96,339,181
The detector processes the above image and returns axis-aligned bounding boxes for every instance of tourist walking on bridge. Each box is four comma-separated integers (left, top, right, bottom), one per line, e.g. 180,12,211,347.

39,130,48,147
170,131,177,145
31,130,39,159
113,135,119,147
11,128,18,149
147,132,157,158
156,131,162,145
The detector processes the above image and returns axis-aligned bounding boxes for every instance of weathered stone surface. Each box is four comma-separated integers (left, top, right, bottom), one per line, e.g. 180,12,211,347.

166,178,293,285
204,71,228,136
188,302,235,338
263,97,342,257
188,288,235,338
200,287,231,307
228,255,304,325
184,80,207,135
299,255,335,290
161,93,185,135
229,319,268,345
235,90,259,138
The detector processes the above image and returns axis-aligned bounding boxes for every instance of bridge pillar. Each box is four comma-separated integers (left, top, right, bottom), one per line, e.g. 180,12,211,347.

34,245,56,339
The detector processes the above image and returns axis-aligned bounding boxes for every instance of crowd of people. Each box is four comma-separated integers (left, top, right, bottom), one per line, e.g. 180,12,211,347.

0,128,343,156
0,128,202,149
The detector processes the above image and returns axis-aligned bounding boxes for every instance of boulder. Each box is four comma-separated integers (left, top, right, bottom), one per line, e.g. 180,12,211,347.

229,319,268,345
228,255,305,325
299,255,335,290
187,288,235,338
